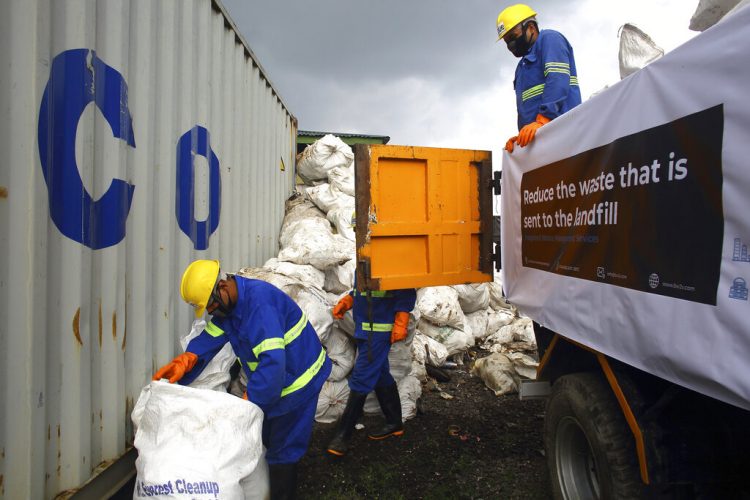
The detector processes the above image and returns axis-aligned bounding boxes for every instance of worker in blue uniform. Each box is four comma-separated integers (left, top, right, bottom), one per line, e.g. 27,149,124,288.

153,259,331,500
497,4,581,152
326,278,417,456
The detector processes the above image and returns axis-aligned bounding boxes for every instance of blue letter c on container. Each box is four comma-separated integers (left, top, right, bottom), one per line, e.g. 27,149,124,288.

37,49,136,249
176,126,221,250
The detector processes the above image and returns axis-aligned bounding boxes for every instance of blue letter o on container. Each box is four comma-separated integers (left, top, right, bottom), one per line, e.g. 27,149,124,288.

176,126,221,250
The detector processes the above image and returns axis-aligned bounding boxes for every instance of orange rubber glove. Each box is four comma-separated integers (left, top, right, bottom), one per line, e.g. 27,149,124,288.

390,311,410,344
332,295,353,319
153,352,198,383
517,114,551,147
242,391,248,400
505,136,518,153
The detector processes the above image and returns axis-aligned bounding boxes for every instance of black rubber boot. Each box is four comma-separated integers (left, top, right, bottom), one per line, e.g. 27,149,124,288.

327,390,367,456
368,383,404,440
269,462,297,500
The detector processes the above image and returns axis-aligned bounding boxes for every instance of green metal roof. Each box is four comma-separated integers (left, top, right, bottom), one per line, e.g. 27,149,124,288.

297,130,390,146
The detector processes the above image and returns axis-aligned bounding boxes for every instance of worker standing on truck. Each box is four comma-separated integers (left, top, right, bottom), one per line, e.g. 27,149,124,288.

497,3,581,152
153,259,331,500
326,277,417,456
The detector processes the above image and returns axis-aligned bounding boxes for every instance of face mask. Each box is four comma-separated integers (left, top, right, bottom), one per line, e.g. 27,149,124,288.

208,280,236,318
506,24,532,57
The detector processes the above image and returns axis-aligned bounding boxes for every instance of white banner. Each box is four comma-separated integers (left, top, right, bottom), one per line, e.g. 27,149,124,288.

501,5,750,411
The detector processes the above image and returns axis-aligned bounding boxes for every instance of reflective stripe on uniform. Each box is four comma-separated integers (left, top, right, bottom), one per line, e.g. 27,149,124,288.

281,347,327,397
283,312,308,345
521,76,579,102
252,337,285,357
246,361,258,372
544,61,570,76
354,290,391,297
522,83,545,101
205,321,225,338
361,322,393,332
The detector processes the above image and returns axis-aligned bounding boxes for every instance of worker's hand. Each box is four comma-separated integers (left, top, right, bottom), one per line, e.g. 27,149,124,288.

153,352,198,383
332,295,353,319
505,136,518,153
518,114,551,147
390,311,410,344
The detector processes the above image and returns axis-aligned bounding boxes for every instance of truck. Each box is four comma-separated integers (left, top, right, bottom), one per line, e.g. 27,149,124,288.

353,5,750,498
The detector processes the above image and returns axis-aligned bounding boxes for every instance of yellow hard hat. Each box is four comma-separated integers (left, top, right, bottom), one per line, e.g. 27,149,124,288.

496,4,537,41
180,259,220,318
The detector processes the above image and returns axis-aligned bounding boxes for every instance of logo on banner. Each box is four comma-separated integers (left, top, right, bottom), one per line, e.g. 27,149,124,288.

520,105,724,305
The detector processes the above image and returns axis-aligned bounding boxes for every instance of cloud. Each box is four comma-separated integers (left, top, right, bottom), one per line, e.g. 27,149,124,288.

222,0,698,158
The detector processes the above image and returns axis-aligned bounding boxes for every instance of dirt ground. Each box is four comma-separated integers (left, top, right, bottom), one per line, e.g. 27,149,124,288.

298,348,551,500
113,348,551,500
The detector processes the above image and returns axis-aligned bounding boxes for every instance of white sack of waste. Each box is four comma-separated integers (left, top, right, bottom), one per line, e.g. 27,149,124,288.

262,258,325,290
465,309,490,342
324,259,356,294
481,324,515,352
277,217,354,271
410,358,428,382
416,286,466,330
327,206,356,242
179,319,235,392
412,331,450,368
471,353,519,396
323,326,356,382
486,309,516,337
132,381,268,499
278,195,353,270
398,375,423,421
417,318,474,356
506,352,539,380
618,23,664,79
690,0,745,30
327,164,355,196
453,283,490,313
305,182,354,215
315,379,350,424
297,134,354,182
488,281,514,312
511,317,537,351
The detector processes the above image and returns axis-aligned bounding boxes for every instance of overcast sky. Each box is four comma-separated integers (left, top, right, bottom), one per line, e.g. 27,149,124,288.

221,0,699,162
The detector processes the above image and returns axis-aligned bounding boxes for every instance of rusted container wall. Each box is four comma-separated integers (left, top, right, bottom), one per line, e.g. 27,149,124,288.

354,144,494,291
0,0,297,497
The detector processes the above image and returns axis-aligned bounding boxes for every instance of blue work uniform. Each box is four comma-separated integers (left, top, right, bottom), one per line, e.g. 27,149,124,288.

514,29,582,129
347,282,417,394
180,277,332,464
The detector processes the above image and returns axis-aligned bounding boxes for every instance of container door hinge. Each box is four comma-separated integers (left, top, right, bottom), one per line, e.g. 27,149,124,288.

492,171,502,195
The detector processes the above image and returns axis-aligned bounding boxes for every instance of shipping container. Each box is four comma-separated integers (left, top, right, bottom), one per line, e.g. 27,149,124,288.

353,144,494,291
0,0,297,497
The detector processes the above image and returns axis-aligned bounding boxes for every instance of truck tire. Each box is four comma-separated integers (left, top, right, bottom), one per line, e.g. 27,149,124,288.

545,372,645,500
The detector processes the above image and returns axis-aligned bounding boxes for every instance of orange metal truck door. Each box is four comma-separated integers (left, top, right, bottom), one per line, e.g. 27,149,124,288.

354,144,493,291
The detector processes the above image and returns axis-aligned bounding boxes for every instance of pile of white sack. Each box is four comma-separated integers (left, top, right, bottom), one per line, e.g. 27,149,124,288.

221,134,540,426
